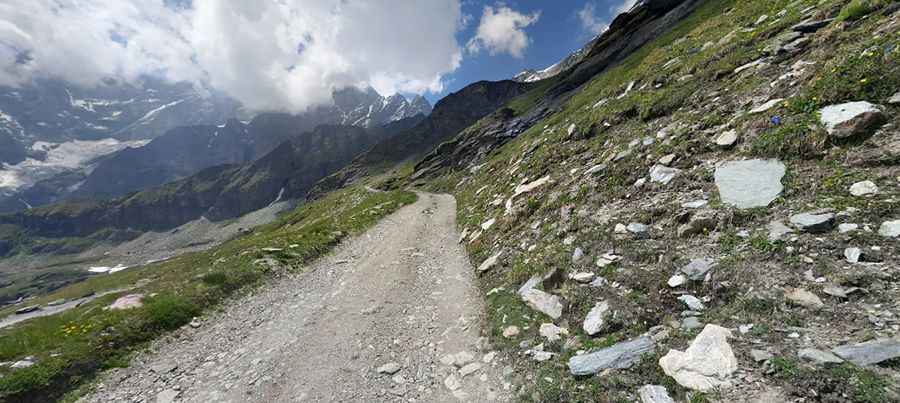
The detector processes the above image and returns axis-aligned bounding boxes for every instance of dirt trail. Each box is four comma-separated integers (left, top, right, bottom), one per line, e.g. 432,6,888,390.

81,192,511,403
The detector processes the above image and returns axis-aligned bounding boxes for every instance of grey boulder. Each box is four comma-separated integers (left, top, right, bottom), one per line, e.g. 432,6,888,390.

568,336,655,375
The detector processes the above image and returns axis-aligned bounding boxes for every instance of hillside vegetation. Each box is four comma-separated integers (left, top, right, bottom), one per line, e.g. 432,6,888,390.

414,0,900,401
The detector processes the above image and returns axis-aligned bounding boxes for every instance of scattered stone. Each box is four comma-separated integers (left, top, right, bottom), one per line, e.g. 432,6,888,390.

531,351,555,362
583,301,611,336
506,175,552,214
839,223,860,234
156,389,180,403
539,323,569,342
520,288,563,320
889,92,900,105
785,288,824,309
377,362,402,375
768,220,794,241
570,272,595,284
482,352,496,363
879,220,900,238
832,339,900,366
789,212,835,233
459,362,482,377
667,275,687,288
681,259,715,281
568,336,655,375
596,253,622,267
822,284,862,299
480,218,496,230
444,374,461,391
47,299,66,307
678,295,705,311
658,153,677,166
682,317,703,330
476,252,502,273
638,385,676,403
649,165,681,185
755,14,769,25
849,180,878,196
819,102,886,139
10,358,34,369
844,247,862,264
682,200,708,209
715,130,739,148
751,349,773,362
108,294,144,310
572,247,584,263
627,223,650,237
715,159,785,209
659,325,737,391
798,348,844,365
584,164,606,176
749,98,784,114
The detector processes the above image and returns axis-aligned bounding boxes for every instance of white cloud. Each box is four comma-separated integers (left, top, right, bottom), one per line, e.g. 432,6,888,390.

578,3,608,35
466,5,540,59
0,1,464,113
578,1,640,36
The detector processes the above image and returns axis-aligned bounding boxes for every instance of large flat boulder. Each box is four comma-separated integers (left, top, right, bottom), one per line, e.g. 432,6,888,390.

715,159,785,209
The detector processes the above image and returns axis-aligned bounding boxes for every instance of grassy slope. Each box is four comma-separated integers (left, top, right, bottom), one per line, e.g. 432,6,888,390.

0,186,416,402
423,0,899,401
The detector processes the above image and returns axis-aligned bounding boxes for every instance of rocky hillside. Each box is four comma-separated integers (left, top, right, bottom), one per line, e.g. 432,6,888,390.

310,79,534,196
409,0,900,401
0,119,418,252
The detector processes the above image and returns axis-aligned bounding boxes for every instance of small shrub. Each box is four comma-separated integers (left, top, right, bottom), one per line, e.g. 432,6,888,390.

142,294,200,331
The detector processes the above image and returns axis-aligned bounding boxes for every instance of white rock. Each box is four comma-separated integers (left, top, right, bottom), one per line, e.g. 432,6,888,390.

649,165,681,185
889,92,900,104
502,326,520,338
715,130,739,147
638,385,676,403
819,101,884,138
715,159,785,208
596,253,622,267
567,123,577,136
108,294,144,310
452,351,475,367
767,220,794,241
539,323,569,342
521,288,564,319
570,272,595,283
583,301,611,336
749,98,784,114
572,247,584,262
678,295,705,311
658,325,737,391
459,362,483,377
667,275,687,288
682,200,708,209
481,218,496,230
844,247,862,264
476,252,502,273
377,362,402,375
785,288,824,309
849,180,878,196
879,220,900,238
838,223,859,233
444,374,461,391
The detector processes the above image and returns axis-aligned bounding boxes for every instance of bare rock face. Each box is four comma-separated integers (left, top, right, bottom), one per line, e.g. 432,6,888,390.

659,324,737,391
819,101,886,139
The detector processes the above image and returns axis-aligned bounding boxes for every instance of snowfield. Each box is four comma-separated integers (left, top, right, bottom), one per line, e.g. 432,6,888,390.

0,138,149,190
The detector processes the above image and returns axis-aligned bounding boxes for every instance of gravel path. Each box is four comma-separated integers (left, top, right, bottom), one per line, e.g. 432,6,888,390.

81,193,512,403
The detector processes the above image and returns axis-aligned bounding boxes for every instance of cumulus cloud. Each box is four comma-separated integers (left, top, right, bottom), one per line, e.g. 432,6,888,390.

578,0,639,36
466,5,540,59
0,1,464,113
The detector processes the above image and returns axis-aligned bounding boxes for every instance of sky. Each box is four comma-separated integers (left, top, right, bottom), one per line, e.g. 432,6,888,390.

0,0,637,112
